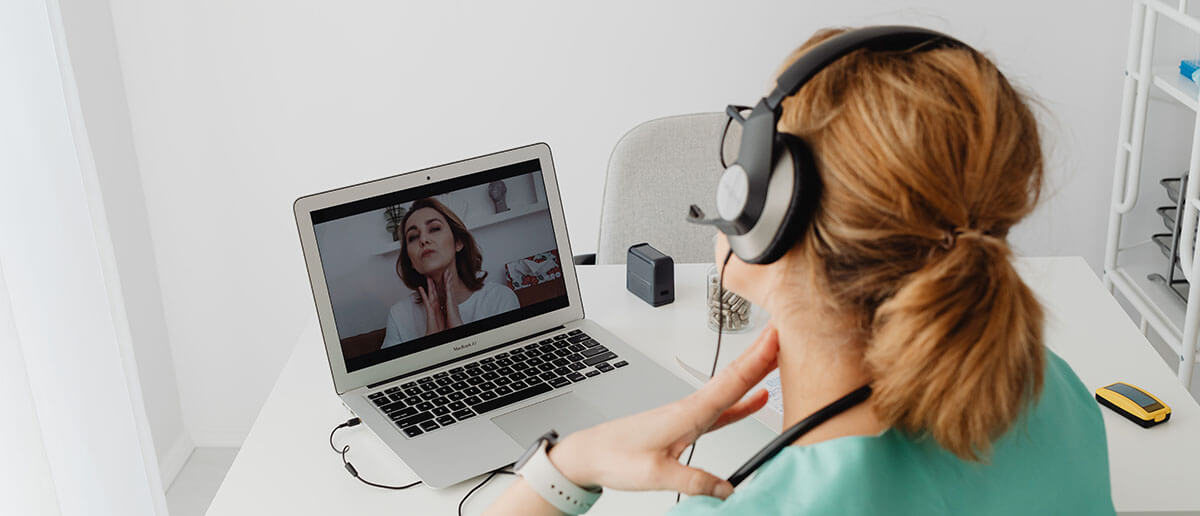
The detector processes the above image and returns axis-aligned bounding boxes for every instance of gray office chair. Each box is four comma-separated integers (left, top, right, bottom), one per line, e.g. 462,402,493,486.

576,112,742,265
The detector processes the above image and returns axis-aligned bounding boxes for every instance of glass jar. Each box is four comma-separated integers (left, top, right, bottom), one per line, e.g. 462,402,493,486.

706,264,754,333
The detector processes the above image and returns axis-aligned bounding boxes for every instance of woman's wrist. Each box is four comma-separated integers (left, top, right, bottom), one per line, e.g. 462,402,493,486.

546,434,599,490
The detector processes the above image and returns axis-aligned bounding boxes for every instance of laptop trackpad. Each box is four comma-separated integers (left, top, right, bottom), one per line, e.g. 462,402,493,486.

491,392,608,447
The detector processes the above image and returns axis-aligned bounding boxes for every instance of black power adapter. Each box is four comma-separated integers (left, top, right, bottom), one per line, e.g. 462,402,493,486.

626,243,674,307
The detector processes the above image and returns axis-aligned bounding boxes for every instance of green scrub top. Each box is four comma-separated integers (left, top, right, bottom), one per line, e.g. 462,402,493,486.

669,350,1114,515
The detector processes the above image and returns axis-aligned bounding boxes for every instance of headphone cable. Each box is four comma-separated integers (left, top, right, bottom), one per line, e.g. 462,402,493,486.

677,248,735,503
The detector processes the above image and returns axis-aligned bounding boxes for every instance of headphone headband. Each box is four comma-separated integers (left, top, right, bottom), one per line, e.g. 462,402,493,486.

766,26,959,110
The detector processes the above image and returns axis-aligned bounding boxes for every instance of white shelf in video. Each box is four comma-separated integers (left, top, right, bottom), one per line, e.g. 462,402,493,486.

374,200,549,255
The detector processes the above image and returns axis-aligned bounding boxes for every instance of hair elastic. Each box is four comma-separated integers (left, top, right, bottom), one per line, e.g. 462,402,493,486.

939,227,997,250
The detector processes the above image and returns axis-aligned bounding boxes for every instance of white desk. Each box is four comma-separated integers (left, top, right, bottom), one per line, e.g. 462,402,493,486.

208,258,1200,515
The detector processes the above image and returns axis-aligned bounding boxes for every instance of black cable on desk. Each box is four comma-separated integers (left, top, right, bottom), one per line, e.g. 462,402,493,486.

459,469,514,516
329,418,422,490
329,417,513,514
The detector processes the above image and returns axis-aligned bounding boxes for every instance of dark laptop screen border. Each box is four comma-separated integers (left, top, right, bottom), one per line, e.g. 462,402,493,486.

311,159,541,224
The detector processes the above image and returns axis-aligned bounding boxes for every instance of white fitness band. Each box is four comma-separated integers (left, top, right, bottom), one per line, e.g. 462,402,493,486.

514,431,602,514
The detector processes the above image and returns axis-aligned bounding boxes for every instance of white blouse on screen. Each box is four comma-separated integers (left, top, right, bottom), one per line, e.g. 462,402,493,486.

381,281,520,349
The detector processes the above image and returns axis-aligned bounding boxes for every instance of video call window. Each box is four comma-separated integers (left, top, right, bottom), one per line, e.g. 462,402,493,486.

311,160,569,372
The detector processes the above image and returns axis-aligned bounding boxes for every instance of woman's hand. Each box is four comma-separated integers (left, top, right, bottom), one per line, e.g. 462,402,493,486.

547,325,779,499
443,268,464,329
418,277,445,335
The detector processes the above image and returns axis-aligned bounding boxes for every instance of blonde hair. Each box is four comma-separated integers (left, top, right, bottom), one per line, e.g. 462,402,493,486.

779,28,1045,460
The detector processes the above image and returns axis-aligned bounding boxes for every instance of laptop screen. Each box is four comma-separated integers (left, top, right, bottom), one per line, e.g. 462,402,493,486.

311,159,569,373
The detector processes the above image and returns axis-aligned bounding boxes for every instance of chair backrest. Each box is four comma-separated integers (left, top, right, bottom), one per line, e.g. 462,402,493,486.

596,112,740,264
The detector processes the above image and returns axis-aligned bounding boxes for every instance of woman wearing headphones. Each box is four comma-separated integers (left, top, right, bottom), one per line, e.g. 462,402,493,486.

485,27,1114,515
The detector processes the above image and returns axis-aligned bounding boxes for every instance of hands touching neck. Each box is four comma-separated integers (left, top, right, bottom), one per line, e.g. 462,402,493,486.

419,265,470,335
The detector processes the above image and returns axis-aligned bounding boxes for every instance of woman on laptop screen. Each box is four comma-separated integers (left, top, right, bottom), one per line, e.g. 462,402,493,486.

381,197,519,348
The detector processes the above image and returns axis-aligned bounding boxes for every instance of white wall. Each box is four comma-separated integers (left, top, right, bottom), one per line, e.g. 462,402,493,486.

0,0,166,512
54,0,190,486
100,0,1131,445
0,269,61,516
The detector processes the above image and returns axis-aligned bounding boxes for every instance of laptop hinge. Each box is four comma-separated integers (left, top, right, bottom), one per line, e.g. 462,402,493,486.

365,325,566,390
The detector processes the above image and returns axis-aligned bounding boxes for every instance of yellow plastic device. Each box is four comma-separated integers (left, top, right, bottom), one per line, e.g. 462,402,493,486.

1095,382,1171,428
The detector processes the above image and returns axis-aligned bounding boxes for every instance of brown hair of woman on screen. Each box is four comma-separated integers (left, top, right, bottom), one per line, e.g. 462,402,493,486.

395,197,487,301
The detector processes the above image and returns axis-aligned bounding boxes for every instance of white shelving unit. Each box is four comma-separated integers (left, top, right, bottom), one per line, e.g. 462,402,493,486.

1105,0,1200,388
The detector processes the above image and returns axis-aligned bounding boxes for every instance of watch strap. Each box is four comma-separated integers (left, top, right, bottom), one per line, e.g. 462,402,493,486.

515,439,602,514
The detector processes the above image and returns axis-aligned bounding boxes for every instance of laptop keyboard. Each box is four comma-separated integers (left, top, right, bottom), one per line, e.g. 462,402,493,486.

365,329,628,438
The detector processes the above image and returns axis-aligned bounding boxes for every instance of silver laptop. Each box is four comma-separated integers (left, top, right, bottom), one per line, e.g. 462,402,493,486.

294,143,694,488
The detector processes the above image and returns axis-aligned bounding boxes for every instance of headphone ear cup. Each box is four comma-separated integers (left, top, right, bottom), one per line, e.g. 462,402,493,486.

748,134,821,265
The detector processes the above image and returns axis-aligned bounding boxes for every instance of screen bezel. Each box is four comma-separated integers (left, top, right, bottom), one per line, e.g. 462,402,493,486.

293,143,584,395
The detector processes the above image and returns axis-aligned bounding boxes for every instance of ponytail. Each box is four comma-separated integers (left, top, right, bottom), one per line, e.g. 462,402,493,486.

865,233,1043,460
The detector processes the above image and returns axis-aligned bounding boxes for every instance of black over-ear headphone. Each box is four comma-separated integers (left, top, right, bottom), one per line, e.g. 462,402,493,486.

686,26,964,264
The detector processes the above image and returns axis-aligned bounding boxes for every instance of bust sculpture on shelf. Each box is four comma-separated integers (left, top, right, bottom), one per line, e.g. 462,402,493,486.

488,180,509,213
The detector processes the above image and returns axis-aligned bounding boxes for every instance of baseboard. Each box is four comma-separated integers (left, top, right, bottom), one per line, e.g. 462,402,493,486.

160,432,194,489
